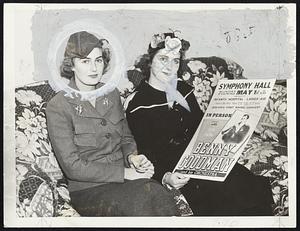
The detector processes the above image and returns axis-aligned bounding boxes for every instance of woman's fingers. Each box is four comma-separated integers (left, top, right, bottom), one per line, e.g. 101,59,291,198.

174,172,190,180
142,160,153,168
176,178,190,185
173,179,189,189
173,174,190,184
138,155,153,168
139,162,152,171
173,183,186,189
136,162,154,173
130,163,136,169
131,155,153,171
144,168,154,176
138,155,149,163
125,167,154,180
148,169,155,175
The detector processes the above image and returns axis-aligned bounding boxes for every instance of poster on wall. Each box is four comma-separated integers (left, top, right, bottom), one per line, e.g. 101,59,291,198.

4,3,296,228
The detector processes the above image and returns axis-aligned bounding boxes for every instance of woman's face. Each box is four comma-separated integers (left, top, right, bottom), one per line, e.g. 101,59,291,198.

72,47,104,89
150,49,180,85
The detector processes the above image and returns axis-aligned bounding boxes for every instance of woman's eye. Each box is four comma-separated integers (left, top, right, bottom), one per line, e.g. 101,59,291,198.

82,60,90,64
159,57,167,62
174,59,180,65
96,59,103,64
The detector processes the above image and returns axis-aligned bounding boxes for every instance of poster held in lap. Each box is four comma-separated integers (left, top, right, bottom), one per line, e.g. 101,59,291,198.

173,79,276,181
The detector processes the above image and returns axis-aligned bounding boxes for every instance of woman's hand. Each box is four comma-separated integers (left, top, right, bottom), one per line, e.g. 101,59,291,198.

124,167,154,180
164,172,190,189
128,154,154,173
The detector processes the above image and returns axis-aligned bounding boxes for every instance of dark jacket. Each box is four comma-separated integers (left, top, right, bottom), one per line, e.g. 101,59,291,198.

126,80,203,182
222,124,250,143
46,79,137,192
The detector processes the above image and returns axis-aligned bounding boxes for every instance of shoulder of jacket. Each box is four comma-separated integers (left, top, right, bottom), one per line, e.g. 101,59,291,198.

108,88,121,100
46,91,69,111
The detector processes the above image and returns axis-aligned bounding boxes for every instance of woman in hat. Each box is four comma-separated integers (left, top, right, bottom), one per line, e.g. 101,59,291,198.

46,31,178,216
125,32,274,216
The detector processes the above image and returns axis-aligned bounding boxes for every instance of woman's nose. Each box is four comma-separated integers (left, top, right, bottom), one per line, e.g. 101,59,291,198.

90,61,97,72
163,61,172,71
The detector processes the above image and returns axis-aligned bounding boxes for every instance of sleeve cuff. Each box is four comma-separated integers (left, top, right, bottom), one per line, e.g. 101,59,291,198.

162,172,172,189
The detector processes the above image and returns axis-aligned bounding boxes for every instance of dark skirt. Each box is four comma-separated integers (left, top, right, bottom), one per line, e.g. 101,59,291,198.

69,178,179,216
180,164,274,216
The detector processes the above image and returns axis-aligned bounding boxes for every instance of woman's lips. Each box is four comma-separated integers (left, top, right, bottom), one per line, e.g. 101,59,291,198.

88,74,98,78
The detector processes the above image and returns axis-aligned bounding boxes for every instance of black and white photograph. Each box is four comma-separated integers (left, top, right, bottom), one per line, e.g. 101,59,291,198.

3,3,296,228
221,113,251,144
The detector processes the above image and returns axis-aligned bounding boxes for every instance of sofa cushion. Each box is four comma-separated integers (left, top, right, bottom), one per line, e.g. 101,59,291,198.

15,81,80,217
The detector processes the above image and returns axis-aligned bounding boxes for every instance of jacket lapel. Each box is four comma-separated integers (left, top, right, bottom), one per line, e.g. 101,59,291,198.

65,78,108,119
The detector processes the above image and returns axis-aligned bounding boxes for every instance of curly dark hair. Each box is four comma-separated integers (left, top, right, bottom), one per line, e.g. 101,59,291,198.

60,38,111,79
134,32,190,81
242,114,250,119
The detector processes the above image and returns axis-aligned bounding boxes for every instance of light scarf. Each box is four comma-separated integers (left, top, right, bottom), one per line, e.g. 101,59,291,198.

162,77,191,112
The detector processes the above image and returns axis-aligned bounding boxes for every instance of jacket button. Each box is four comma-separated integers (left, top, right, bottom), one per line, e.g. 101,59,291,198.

100,119,107,126
105,133,111,139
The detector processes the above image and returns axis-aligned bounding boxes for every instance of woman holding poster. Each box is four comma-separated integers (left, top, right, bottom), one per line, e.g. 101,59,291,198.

126,32,274,216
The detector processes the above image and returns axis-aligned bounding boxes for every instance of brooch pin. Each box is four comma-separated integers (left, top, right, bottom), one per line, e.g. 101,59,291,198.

103,97,109,107
74,105,83,115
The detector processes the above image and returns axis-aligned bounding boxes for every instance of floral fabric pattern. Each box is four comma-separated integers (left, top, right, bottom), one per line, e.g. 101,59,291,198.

16,90,43,106
179,57,233,113
15,83,80,217
238,81,288,216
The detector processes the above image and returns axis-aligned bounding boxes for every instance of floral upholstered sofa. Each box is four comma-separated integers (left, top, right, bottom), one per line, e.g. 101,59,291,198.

15,56,288,217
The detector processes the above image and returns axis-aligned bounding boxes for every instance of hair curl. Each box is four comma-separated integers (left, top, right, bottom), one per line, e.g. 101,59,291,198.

242,114,250,119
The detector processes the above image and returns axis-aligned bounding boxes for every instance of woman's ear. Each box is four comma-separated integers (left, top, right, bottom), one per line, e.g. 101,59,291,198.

71,64,75,72
69,58,75,71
